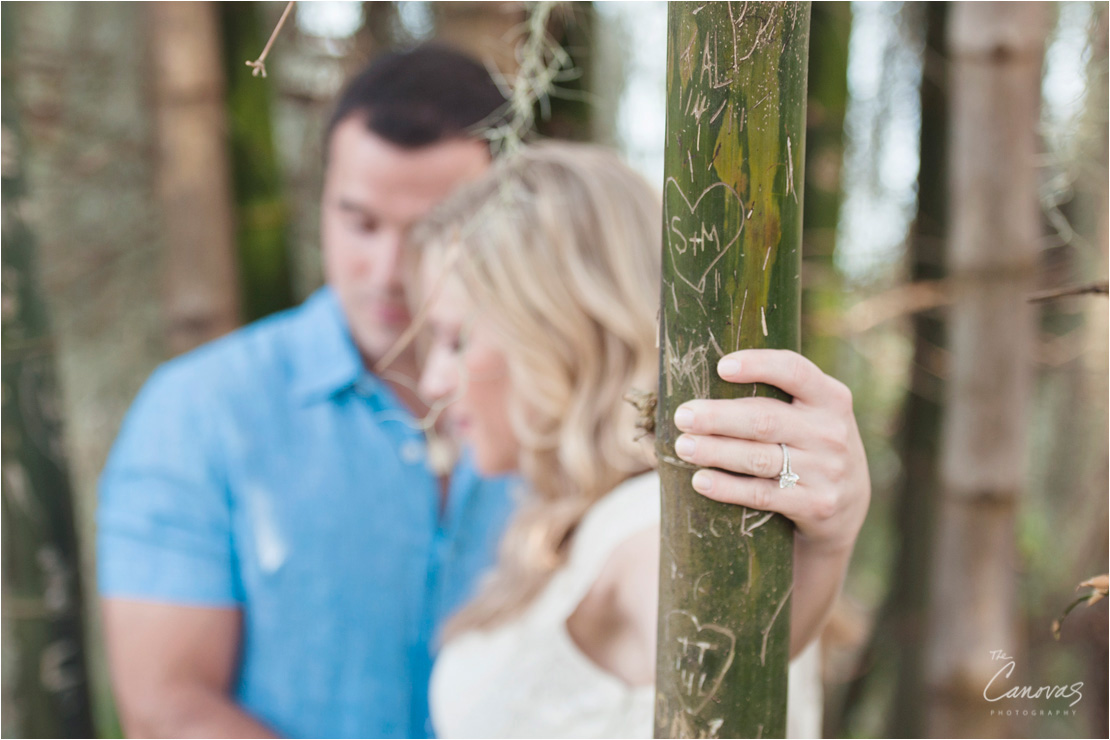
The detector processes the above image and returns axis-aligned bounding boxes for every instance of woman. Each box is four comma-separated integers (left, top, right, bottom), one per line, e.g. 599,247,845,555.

412,142,869,738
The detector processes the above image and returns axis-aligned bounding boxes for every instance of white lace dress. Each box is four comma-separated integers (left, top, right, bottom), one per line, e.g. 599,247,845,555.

430,472,823,739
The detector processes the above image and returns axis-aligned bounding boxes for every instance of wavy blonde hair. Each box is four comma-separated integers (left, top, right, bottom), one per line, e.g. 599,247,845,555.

411,141,662,639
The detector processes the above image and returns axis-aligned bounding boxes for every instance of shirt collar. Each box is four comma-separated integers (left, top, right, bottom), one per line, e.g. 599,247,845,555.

290,287,367,404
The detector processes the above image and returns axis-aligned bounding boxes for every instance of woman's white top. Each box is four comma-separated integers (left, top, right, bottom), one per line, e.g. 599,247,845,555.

430,471,823,739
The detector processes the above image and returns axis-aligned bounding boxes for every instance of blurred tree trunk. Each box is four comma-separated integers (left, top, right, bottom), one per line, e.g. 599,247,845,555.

924,4,1050,738
15,3,169,734
882,4,949,737
1082,12,1109,735
266,2,369,301
832,5,951,738
587,4,626,150
801,1,850,374
1052,9,1109,736
148,1,241,354
1018,8,1110,739
220,3,296,321
1,6,95,736
796,5,851,735
433,2,524,79
347,2,399,75
654,3,809,737
1042,5,1109,562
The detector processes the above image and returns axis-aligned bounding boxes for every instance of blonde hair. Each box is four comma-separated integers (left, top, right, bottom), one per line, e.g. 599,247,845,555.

411,141,662,638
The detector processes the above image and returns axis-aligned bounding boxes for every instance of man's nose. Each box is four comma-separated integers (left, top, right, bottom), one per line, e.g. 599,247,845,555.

371,231,406,291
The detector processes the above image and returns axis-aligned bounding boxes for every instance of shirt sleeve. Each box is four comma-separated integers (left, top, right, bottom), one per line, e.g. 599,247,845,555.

97,360,242,606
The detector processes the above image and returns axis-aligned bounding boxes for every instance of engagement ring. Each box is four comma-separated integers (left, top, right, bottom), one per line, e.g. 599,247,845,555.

778,443,799,488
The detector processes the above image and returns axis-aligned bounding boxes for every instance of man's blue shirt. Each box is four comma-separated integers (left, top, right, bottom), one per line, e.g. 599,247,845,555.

97,288,515,738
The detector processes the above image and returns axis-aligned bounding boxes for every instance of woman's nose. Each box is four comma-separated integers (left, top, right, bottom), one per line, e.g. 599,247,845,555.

418,348,458,405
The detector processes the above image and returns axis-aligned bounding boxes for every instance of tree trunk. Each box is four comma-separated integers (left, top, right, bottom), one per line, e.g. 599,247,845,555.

1041,8,1109,737
924,4,1049,737
1,6,95,736
347,2,399,75
832,5,950,737
220,2,296,321
15,3,170,733
265,2,364,302
1081,13,1109,737
148,1,241,354
882,3,949,735
795,5,852,734
654,4,809,738
587,4,627,150
433,2,525,79
800,1,850,375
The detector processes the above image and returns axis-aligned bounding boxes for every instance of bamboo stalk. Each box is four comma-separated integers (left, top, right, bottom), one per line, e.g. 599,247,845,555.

221,2,296,321
654,4,810,738
148,1,241,355
1,6,95,735
924,4,1049,737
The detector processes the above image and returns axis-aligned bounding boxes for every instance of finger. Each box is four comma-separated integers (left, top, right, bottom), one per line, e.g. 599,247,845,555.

674,435,789,480
716,349,850,409
690,468,812,521
674,396,815,445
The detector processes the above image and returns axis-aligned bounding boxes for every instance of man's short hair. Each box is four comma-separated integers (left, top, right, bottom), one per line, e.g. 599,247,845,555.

326,44,508,151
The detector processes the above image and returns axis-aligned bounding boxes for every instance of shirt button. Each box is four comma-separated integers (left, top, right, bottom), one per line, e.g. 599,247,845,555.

400,439,425,465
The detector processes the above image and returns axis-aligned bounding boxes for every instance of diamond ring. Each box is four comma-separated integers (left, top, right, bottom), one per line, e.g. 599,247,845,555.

778,443,799,489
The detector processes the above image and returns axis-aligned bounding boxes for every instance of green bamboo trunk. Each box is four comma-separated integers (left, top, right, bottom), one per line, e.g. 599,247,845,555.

832,8,949,737
654,3,809,738
885,4,947,735
221,2,296,322
1,6,95,736
800,1,850,374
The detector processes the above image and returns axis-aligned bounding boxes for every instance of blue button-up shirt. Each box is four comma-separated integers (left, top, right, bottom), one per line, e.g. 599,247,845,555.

97,288,516,738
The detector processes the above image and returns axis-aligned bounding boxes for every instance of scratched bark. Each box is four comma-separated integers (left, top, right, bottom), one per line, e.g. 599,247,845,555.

1,6,95,735
654,3,809,738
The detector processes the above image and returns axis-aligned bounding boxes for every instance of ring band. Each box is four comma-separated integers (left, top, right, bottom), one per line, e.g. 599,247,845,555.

778,443,799,488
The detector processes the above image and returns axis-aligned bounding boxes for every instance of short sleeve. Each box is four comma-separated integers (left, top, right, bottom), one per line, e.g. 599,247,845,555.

97,361,242,606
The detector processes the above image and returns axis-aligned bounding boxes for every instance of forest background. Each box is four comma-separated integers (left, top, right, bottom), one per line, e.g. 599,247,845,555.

2,2,1107,738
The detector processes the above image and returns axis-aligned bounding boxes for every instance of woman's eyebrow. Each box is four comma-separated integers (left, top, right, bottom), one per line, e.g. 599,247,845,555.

336,198,379,220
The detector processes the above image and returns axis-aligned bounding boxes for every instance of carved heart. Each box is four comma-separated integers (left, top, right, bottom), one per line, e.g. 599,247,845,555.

664,610,737,715
663,177,744,295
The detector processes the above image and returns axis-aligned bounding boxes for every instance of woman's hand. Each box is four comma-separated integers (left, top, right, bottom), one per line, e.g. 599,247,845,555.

671,348,870,555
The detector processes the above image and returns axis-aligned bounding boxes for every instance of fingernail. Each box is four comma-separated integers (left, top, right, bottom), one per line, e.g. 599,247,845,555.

692,470,713,493
675,435,696,459
674,407,695,430
718,358,740,377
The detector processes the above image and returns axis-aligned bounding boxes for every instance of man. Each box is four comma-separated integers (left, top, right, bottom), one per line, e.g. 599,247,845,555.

97,46,515,738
